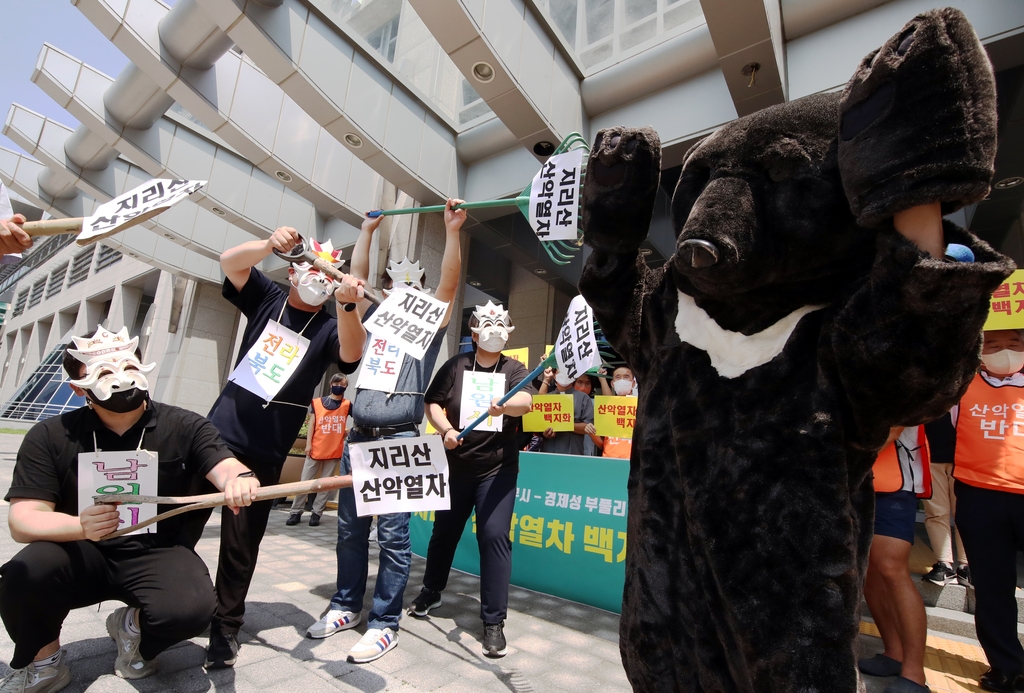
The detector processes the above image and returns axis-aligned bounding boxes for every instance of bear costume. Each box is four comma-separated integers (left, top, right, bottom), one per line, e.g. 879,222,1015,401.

579,8,1014,693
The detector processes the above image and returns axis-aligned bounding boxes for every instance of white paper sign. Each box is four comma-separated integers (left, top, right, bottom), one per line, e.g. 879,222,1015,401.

459,372,506,432
227,319,310,402
528,149,584,242
349,435,450,516
554,295,599,381
80,178,206,245
356,336,404,393
78,450,158,536
364,288,448,360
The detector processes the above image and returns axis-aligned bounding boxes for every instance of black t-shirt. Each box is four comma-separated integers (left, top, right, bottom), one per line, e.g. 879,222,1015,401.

207,268,357,467
6,401,232,549
424,351,536,480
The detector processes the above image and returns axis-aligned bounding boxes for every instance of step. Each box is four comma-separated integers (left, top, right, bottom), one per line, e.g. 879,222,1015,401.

865,602,1024,647
912,573,1024,624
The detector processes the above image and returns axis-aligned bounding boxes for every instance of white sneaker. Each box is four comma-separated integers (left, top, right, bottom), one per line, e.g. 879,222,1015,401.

347,628,398,663
0,660,70,693
106,607,156,679
306,609,361,639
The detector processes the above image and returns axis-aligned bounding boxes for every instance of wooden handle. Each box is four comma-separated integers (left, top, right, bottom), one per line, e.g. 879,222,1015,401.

21,218,84,236
309,256,382,306
98,474,354,539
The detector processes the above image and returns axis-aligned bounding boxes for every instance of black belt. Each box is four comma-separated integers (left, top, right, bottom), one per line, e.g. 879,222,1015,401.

352,423,419,438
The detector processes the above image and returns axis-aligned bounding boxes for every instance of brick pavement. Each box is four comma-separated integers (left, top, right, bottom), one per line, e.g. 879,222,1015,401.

0,432,994,692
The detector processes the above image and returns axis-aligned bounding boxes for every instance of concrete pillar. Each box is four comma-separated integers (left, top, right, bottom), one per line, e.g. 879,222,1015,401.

507,265,556,369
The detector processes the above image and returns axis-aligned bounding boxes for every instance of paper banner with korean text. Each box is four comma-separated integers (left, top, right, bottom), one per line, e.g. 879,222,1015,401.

984,269,1024,331
356,336,404,392
78,450,159,535
554,295,599,381
459,372,506,432
364,288,448,360
349,435,450,516
528,149,584,242
227,320,309,401
523,394,575,432
502,346,529,366
81,179,206,246
594,396,638,439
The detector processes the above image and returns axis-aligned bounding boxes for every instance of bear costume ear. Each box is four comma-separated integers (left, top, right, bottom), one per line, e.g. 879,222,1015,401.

838,7,997,227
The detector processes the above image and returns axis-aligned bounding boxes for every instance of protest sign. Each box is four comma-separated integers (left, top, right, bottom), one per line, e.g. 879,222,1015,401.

356,336,403,392
528,150,583,242
523,394,575,432
594,396,638,439
228,320,310,401
459,372,506,432
80,179,206,245
349,435,450,516
78,450,159,535
502,346,529,366
554,295,599,381
365,288,448,360
984,269,1024,331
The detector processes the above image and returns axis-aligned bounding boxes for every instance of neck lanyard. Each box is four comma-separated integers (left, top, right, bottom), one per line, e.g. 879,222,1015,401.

277,300,320,337
473,353,500,374
92,427,146,454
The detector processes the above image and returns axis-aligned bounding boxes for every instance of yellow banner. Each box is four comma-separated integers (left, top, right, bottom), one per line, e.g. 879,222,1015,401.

984,270,1024,331
594,396,637,439
523,394,575,432
502,347,530,366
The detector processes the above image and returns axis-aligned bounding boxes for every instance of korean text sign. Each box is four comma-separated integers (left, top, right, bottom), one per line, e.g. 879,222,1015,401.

81,179,206,244
528,150,584,242
78,450,159,535
365,288,448,360
984,270,1024,331
594,396,638,439
349,435,450,516
523,394,575,432
459,372,506,432
554,295,599,380
356,336,403,393
228,320,310,401
410,452,629,613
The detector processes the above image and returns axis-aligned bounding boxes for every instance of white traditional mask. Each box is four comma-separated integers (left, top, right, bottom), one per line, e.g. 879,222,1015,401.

291,239,343,307
470,301,514,354
385,258,426,296
68,326,156,403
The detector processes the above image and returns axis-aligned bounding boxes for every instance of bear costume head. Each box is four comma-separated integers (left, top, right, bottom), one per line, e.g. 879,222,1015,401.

579,7,1013,692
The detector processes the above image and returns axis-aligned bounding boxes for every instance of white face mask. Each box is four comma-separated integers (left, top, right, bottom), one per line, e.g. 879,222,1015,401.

612,379,633,396
982,349,1024,376
554,371,573,388
476,326,508,353
291,265,335,306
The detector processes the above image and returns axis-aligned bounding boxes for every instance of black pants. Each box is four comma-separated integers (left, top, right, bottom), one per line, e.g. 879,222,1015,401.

422,471,517,624
955,481,1024,673
209,458,282,637
0,539,215,668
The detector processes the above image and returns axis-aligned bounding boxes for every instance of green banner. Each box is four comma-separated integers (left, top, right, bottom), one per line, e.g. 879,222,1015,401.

410,451,628,613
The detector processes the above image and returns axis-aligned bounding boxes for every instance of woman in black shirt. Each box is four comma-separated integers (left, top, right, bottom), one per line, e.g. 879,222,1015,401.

407,302,534,658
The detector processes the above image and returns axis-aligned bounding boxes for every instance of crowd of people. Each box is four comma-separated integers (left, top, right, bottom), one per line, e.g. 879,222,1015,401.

0,209,1021,693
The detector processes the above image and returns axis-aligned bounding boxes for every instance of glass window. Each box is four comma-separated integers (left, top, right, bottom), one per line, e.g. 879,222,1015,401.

0,343,87,422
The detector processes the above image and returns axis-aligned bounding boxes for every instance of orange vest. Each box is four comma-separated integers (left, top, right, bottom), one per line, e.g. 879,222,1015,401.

953,373,1024,494
603,436,632,459
309,398,350,460
873,426,931,497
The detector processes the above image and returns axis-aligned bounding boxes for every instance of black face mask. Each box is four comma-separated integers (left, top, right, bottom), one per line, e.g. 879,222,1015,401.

331,385,346,396
88,388,148,413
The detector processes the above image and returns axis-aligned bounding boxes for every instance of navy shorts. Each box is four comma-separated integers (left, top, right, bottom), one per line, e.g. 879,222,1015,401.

874,490,918,543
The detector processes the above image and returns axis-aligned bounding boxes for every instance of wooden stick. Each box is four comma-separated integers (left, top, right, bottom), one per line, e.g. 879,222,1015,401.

97,475,353,540
21,218,84,236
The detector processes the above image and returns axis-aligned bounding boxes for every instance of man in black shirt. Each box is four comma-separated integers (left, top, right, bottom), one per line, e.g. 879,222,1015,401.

0,327,259,692
408,302,534,658
204,226,365,668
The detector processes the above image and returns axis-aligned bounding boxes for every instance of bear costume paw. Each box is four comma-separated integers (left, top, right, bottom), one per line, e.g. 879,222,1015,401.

581,127,662,255
838,7,997,228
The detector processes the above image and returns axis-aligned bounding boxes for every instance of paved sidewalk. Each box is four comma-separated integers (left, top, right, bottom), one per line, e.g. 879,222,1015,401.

0,432,996,692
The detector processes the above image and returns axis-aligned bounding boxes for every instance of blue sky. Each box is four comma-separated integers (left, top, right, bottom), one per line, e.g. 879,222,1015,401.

0,0,131,156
